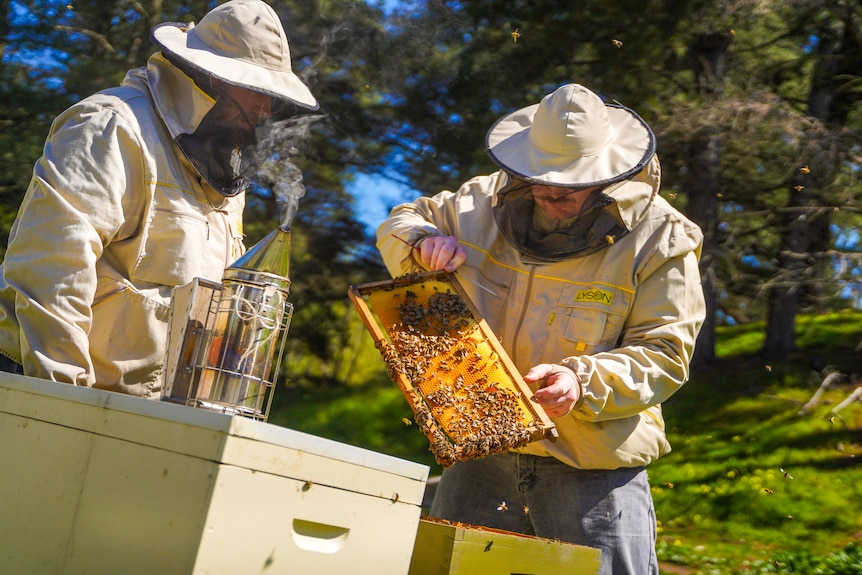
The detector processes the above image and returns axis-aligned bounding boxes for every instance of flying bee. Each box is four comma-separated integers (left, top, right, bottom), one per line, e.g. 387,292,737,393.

780,468,793,479
606,235,615,245
402,417,413,426
511,28,520,43
612,39,623,48
523,505,530,515
800,165,810,174
794,185,805,192
497,501,508,512
763,488,774,494
667,192,677,199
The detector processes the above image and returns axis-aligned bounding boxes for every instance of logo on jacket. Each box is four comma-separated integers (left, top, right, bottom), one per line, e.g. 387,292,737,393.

574,289,614,305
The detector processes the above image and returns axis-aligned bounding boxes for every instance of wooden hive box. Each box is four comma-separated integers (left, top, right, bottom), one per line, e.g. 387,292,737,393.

408,518,602,575
349,271,557,467
0,373,429,575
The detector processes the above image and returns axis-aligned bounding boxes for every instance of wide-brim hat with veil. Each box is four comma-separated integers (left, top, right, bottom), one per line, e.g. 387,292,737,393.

150,0,318,109
485,83,654,188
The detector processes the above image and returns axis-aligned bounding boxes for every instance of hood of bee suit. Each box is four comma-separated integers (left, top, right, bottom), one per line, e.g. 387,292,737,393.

150,0,317,110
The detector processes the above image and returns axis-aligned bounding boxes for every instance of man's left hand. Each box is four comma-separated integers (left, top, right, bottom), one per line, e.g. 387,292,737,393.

524,364,582,418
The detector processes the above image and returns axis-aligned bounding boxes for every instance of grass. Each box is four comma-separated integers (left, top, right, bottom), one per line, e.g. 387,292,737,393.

651,311,862,573
269,311,862,573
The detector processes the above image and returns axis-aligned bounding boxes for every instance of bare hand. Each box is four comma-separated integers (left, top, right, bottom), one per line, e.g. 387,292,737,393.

524,364,581,418
417,235,467,272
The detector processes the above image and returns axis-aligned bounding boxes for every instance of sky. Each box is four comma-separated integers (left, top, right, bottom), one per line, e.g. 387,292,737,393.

347,173,421,232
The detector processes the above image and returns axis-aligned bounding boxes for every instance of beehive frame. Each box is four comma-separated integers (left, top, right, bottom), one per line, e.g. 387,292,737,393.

349,271,557,466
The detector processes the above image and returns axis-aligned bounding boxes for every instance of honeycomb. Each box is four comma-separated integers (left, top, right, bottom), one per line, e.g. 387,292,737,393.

349,271,556,467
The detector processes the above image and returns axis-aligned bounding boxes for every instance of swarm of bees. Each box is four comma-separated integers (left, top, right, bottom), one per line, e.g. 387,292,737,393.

367,274,540,467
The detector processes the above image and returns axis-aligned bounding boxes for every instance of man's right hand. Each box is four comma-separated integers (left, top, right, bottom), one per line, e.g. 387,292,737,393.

416,235,467,272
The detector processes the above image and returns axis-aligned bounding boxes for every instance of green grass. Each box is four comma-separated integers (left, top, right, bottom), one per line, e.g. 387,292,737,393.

651,311,862,573
269,311,862,573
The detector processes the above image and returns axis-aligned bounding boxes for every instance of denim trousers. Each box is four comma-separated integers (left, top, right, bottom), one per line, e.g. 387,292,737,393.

429,452,658,575
0,354,23,375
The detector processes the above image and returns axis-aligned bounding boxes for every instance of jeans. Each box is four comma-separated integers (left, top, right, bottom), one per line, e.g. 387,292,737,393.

0,354,23,375
429,452,658,575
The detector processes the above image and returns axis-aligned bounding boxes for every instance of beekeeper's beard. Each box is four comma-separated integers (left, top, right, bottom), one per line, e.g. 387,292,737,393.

532,205,580,234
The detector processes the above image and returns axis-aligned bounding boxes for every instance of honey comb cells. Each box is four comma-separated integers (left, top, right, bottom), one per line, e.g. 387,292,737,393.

350,272,556,467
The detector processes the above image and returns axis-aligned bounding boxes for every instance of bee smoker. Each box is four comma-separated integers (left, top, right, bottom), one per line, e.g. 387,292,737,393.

162,226,293,420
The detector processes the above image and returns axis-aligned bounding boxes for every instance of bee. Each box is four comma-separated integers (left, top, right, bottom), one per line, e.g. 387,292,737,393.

606,235,615,245
484,540,494,552
667,192,677,199
497,501,508,512
780,468,793,479
765,364,773,372
523,505,530,515
391,493,400,503
402,417,413,426
612,39,623,48
800,165,810,174
794,185,805,192
511,28,520,43
729,29,736,36
828,416,835,424
763,488,774,494
664,482,674,489
302,481,313,492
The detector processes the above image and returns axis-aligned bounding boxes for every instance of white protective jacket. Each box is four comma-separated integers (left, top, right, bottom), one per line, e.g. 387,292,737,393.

0,53,245,397
377,157,706,469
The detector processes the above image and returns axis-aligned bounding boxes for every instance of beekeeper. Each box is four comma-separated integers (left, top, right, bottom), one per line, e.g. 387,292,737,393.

0,0,317,396
377,83,706,575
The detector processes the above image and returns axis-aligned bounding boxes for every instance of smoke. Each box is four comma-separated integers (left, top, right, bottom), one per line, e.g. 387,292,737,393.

253,113,324,230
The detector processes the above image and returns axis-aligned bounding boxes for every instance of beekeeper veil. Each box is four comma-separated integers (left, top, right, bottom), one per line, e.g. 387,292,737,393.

151,0,318,196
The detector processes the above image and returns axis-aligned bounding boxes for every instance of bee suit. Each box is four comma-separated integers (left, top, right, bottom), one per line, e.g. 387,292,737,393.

377,83,706,575
0,0,317,396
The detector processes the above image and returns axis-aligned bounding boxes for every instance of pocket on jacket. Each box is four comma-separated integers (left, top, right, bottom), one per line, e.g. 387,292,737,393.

554,284,631,353
133,207,209,287
90,277,170,393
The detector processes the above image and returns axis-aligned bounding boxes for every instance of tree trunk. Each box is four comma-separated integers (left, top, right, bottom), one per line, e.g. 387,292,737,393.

762,6,860,359
686,32,730,369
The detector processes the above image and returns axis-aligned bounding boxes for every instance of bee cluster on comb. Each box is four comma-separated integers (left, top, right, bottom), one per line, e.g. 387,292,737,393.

349,271,556,467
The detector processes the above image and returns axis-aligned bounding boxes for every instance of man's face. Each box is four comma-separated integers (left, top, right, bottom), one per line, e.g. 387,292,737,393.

211,77,273,131
530,184,598,220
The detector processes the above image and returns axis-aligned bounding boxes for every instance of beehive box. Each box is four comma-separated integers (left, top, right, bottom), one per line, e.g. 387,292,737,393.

0,373,429,575
408,518,602,575
349,271,557,467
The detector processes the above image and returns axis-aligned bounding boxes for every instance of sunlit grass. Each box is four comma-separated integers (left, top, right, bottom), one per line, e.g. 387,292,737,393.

652,310,862,573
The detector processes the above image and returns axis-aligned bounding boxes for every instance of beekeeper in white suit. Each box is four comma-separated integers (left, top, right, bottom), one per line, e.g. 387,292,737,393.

0,0,317,396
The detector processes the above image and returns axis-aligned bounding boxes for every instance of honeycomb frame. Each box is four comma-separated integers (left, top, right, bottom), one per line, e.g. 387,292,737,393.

349,271,557,466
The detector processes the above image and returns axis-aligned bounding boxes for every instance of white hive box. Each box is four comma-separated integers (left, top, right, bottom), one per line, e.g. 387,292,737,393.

0,373,429,575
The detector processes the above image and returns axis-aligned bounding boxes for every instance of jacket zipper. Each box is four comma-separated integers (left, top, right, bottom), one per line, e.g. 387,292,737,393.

92,285,127,307
510,265,537,367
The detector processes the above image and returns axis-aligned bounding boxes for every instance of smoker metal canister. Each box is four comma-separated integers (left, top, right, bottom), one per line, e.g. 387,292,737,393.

196,226,293,418
162,226,294,420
